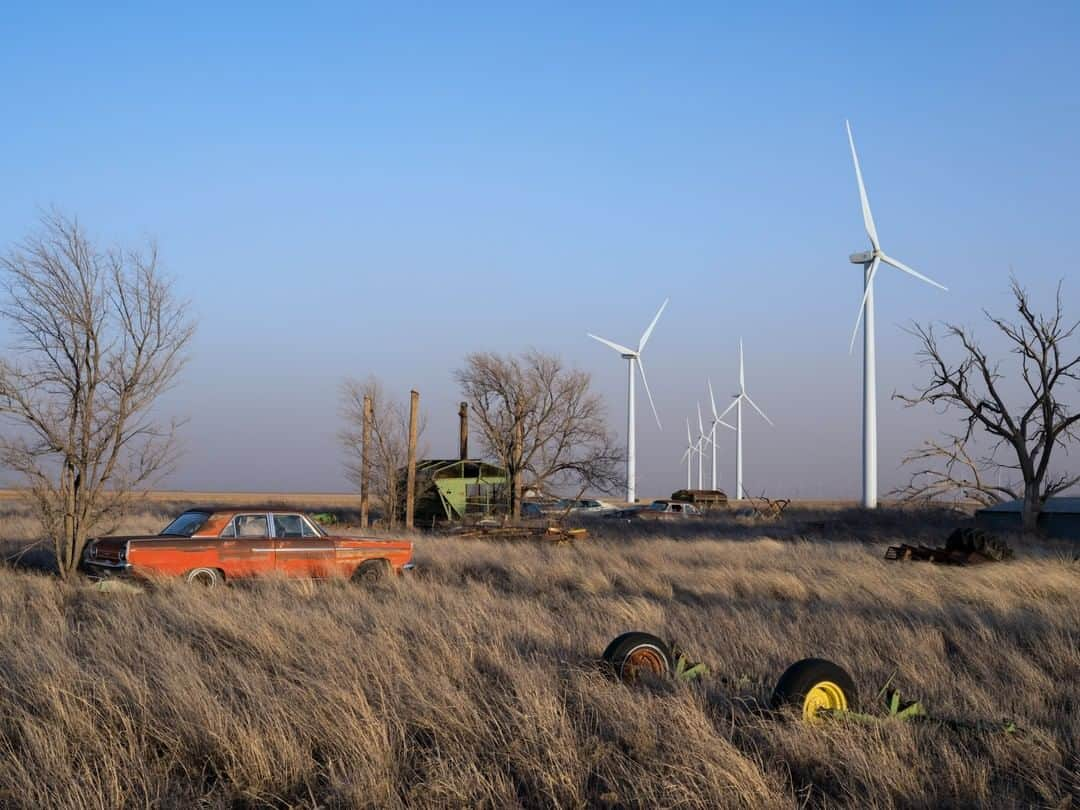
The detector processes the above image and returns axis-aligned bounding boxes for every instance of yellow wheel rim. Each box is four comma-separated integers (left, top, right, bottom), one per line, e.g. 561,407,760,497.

802,681,848,723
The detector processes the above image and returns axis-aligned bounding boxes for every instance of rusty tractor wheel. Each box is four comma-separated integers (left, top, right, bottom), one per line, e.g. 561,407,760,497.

770,658,858,723
185,567,223,588
353,560,390,586
602,632,673,683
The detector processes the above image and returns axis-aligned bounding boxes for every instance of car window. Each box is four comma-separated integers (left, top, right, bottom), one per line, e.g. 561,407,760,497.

160,511,210,537
671,504,683,512
301,516,324,537
273,514,305,538
227,514,268,538
647,501,665,511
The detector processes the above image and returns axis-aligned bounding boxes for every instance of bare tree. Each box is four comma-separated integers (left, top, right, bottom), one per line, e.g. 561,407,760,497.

455,351,623,519
340,377,425,527
895,279,1080,531
0,212,194,577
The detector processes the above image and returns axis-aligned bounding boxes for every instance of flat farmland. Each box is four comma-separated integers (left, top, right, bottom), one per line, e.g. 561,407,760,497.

0,497,1075,808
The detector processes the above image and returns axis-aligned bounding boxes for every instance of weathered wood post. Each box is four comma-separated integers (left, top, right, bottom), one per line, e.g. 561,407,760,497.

360,393,372,529
458,401,469,460
405,390,419,529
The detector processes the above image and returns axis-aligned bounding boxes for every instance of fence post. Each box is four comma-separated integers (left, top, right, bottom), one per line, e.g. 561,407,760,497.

405,390,419,529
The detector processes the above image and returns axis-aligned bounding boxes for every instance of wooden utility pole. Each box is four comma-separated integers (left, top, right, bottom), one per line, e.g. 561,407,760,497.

360,394,372,529
405,390,419,529
511,417,524,520
458,401,469,460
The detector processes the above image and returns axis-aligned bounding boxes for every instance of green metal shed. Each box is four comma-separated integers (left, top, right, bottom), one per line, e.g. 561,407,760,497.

400,459,509,525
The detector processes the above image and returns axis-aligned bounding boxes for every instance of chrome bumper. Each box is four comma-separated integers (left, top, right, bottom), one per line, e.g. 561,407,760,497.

402,562,416,571
83,559,132,573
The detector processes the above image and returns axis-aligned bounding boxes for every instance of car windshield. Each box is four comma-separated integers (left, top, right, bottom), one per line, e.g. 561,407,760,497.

160,511,210,537
646,501,667,511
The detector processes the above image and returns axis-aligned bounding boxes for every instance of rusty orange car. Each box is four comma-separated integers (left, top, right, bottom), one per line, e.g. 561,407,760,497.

81,508,415,587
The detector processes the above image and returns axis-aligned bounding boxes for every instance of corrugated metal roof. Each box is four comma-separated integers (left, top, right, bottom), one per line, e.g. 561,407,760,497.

979,497,1080,514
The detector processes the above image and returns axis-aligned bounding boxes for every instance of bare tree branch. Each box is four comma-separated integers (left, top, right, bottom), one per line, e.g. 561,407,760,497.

893,277,1080,532
339,376,425,527
455,350,624,519
0,212,194,576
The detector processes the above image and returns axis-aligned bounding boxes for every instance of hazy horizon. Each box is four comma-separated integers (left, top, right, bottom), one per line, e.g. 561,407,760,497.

2,3,1078,499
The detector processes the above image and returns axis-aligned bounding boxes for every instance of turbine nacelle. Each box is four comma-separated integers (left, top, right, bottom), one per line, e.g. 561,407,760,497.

849,250,875,264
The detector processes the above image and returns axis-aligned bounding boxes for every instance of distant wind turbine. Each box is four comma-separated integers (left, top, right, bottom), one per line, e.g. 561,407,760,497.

705,379,735,490
845,121,947,509
718,339,772,499
588,298,667,503
679,418,699,490
696,403,707,490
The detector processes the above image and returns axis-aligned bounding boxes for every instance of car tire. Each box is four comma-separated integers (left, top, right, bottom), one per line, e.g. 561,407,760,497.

770,658,858,723
353,560,390,586
185,567,224,588
601,631,673,683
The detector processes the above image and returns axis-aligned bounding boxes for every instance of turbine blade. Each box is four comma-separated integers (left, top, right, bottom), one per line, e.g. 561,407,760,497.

739,339,745,392
637,298,669,352
587,333,635,355
744,394,774,426
880,253,948,292
718,398,738,421
846,120,880,251
708,378,718,419
637,357,662,430
848,256,881,354
686,418,692,444
697,402,705,435
716,419,736,432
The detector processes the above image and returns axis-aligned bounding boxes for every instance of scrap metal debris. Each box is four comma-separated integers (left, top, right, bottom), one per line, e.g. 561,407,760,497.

886,527,1013,565
447,525,586,543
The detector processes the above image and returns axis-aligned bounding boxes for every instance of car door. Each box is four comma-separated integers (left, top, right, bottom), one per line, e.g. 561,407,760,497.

272,513,335,577
218,513,275,577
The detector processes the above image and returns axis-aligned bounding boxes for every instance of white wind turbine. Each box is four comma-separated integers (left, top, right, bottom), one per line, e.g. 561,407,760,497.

718,339,772,499
705,379,735,490
679,418,699,490
696,403,707,490
588,298,667,503
845,121,947,509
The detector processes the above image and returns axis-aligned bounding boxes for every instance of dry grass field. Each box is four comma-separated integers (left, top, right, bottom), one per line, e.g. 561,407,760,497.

0,497,1076,809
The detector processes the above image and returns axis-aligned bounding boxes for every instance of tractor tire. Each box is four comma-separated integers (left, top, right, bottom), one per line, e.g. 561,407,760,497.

602,632,673,683
771,658,858,723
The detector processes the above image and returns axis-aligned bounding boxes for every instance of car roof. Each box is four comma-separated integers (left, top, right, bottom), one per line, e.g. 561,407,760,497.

182,507,311,517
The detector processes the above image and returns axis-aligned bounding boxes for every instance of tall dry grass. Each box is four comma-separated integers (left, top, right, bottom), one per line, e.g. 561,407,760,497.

0,500,1076,808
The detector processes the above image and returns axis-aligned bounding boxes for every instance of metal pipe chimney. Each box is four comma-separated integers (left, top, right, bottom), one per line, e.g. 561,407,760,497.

458,401,469,460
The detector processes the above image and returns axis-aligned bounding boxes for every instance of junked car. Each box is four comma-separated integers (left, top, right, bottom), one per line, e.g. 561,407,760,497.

604,499,703,521
557,498,616,514
81,508,415,587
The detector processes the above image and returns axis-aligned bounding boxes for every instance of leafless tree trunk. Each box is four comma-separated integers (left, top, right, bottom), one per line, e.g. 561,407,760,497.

455,351,623,519
895,279,1080,532
360,394,372,529
0,212,194,577
340,377,425,528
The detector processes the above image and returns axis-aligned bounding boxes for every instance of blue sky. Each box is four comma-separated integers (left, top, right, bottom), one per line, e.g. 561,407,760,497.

1,3,1078,496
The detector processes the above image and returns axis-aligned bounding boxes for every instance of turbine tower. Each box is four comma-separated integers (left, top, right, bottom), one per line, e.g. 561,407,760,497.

696,403,707,490
679,418,698,490
705,379,735,490
718,339,772,499
845,121,948,508
588,299,667,503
